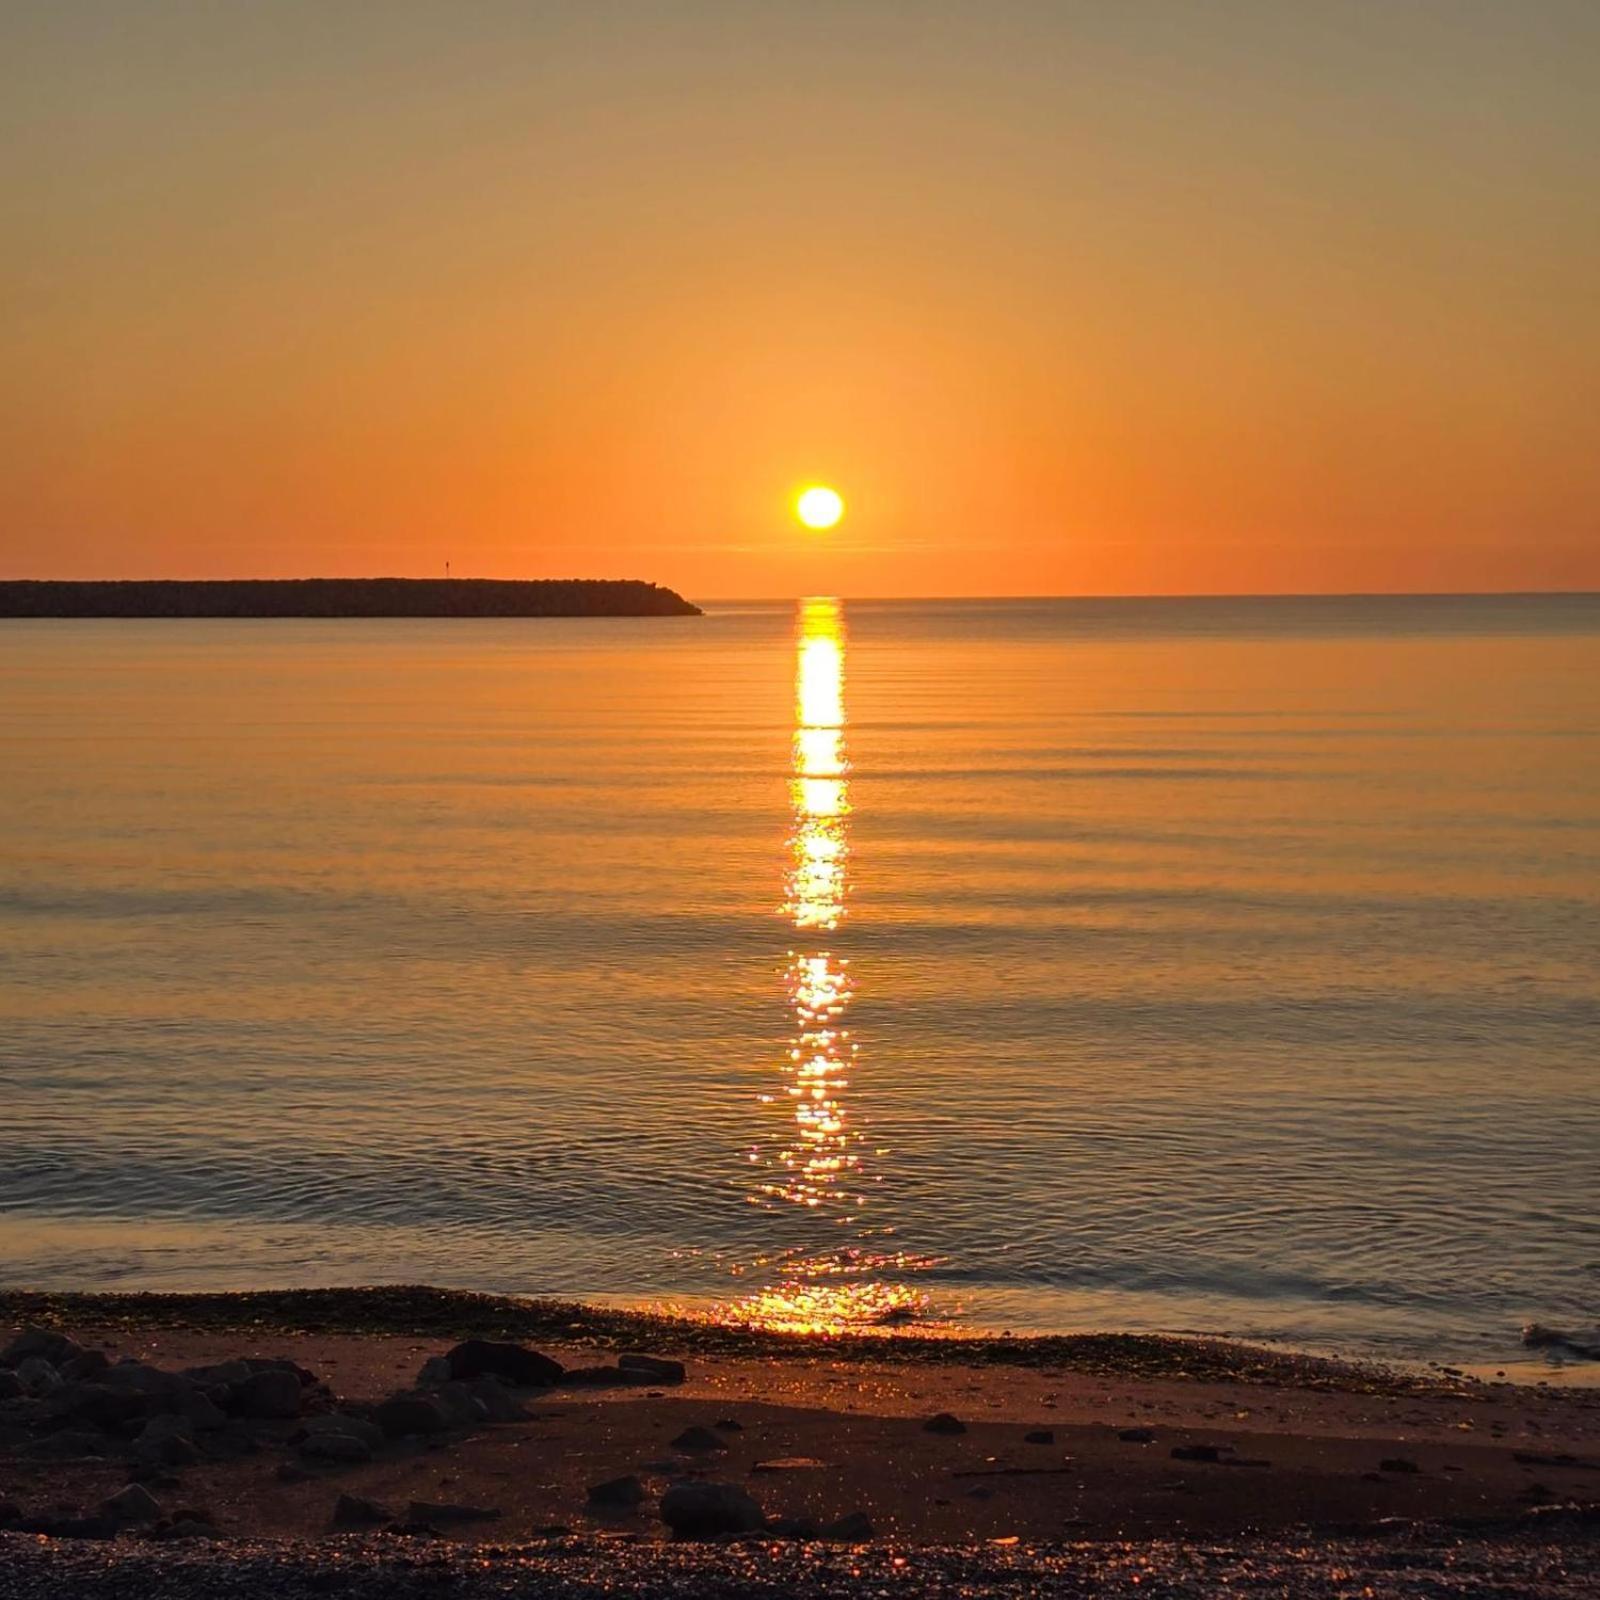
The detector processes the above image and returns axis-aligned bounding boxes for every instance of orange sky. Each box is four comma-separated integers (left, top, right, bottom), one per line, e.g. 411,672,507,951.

2,2,1596,597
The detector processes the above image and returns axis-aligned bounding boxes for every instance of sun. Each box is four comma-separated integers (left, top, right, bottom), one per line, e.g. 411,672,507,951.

796,485,845,530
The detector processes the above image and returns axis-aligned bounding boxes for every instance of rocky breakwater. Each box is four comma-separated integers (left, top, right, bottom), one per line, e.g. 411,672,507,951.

0,1326,329,1540
1,1328,717,1543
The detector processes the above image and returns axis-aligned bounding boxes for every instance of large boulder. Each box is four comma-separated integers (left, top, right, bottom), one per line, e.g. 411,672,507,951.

15,1358,63,1398
373,1393,450,1439
431,1382,491,1425
443,1340,562,1388
50,1381,150,1431
134,1416,201,1467
233,1368,302,1419
2,1329,83,1368
659,1482,765,1539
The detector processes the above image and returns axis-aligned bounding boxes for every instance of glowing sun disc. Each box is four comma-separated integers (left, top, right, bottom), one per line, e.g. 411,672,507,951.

797,485,845,530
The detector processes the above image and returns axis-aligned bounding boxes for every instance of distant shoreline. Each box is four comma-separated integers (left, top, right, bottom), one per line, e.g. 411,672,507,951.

0,578,701,618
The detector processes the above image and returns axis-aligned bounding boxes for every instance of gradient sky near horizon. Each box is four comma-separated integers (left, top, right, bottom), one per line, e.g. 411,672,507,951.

2,1,1597,598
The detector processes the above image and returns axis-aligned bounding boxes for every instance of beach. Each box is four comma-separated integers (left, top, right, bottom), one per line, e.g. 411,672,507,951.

2,1289,1597,1595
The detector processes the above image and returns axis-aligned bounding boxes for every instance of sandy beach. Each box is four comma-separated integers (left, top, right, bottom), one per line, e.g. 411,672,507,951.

2,1289,1597,1595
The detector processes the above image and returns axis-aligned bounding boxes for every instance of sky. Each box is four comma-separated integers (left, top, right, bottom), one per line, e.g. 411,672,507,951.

1,1,1596,598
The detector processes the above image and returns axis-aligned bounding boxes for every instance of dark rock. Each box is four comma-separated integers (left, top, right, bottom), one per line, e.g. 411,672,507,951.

276,1462,314,1483
1024,1430,1056,1444
3,1329,82,1367
1380,1457,1421,1474
16,1514,117,1540
443,1340,562,1388
61,1348,111,1381
618,1353,686,1384
0,1372,20,1401
714,1418,744,1432
767,1515,821,1539
101,1483,163,1525
135,1417,201,1467
820,1510,875,1541
557,1364,636,1388
331,1493,391,1528
464,1377,528,1422
55,1381,150,1430
670,1425,727,1452
923,1413,966,1435
417,1356,454,1386
301,1413,385,1450
300,1431,373,1464
1171,1444,1224,1462
659,1481,765,1539
1119,1428,1155,1443
15,1358,63,1397
126,1468,182,1491
587,1475,647,1509
406,1500,502,1524
24,1429,106,1459
432,1381,491,1423
146,1517,217,1541
234,1367,302,1419
373,1393,451,1438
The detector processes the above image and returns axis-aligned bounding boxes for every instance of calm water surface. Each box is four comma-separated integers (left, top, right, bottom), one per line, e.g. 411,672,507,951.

2,596,1598,1366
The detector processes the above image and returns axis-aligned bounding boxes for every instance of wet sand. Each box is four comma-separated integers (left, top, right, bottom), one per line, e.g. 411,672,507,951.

2,1290,1597,1595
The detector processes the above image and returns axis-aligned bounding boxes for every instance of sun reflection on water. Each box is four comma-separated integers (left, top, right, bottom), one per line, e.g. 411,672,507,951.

710,597,935,1335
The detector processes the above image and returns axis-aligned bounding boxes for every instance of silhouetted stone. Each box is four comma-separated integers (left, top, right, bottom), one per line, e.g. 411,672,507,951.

923,1413,966,1435
101,1483,163,1526
135,1416,201,1466
618,1353,686,1384
301,1412,385,1450
300,1431,372,1464
587,1475,647,1509
670,1425,727,1452
1171,1444,1224,1462
332,1494,391,1528
15,1358,62,1397
1380,1457,1421,1474
2,1329,82,1367
0,1372,20,1401
443,1340,562,1388
374,1394,451,1438
234,1367,303,1419
820,1510,875,1541
659,1481,765,1539
407,1500,502,1524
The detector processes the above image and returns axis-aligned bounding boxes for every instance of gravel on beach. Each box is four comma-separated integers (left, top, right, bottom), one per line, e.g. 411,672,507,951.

2,1525,1599,1600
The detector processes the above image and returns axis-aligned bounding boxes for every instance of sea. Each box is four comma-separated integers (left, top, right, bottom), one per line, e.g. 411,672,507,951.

2,594,1597,1372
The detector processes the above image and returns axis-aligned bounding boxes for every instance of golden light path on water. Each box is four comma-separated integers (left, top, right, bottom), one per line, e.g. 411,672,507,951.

711,597,936,1335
